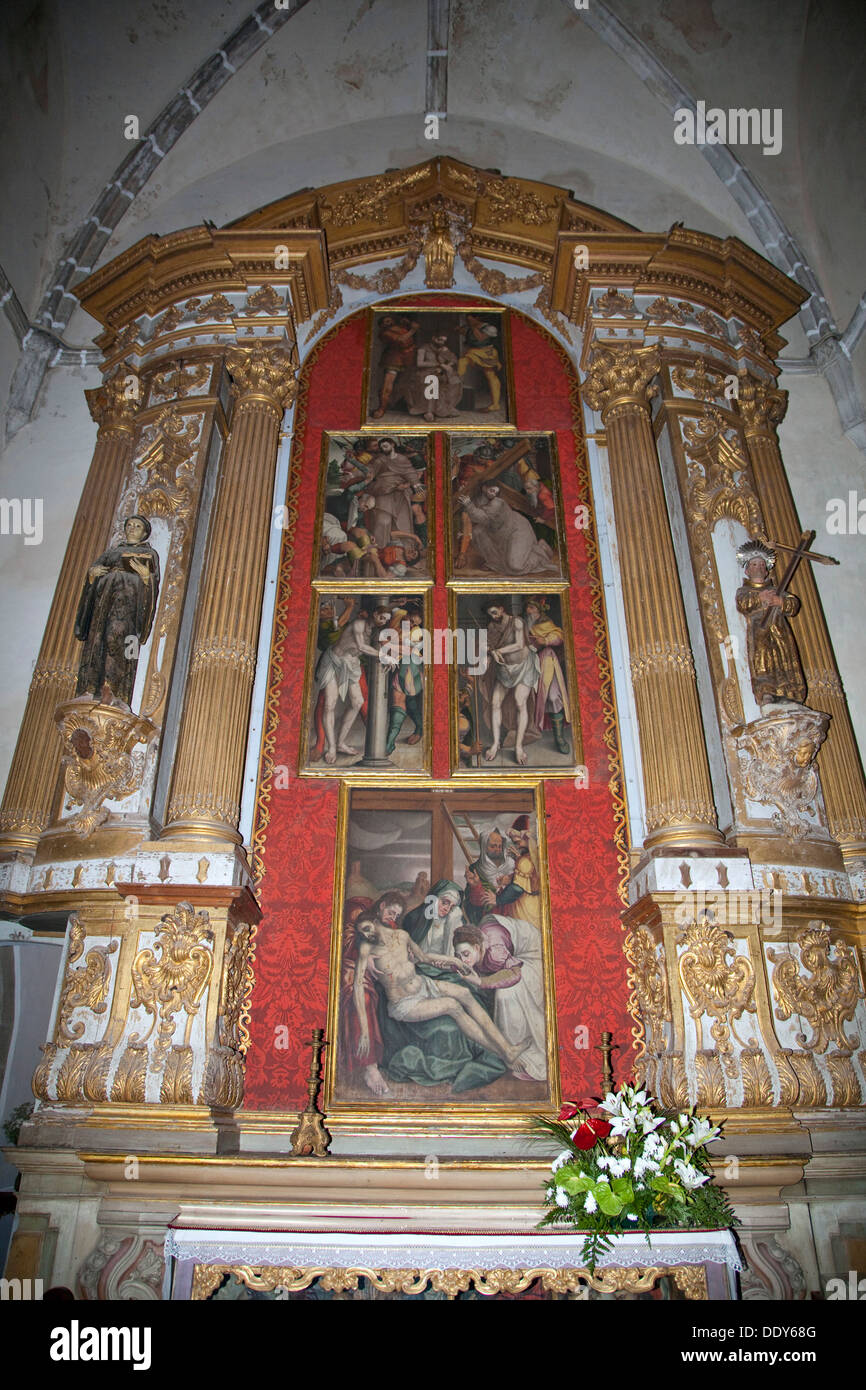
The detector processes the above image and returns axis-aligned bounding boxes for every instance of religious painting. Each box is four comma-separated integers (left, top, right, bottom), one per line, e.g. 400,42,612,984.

314,433,433,581
300,589,431,776
450,591,581,775
445,432,566,582
327,784,557,1111
363,307,514,429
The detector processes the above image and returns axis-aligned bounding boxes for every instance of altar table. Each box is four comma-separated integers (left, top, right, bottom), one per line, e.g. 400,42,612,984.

163,1225,742,1300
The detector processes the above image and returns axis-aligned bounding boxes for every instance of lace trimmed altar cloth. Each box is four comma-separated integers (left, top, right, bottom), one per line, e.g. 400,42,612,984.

163,1226,742,1300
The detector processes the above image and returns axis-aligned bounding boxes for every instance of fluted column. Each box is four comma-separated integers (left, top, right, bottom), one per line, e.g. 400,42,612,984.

162,343,297,844
0,376,139,854
738,373,866,860
583,346,722,849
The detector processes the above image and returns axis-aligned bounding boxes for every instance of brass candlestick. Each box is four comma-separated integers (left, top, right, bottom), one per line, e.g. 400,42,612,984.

290,1028,331,1157
597,1031,619,1097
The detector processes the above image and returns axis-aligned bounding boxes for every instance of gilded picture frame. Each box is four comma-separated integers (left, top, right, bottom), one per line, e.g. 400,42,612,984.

312,431,436,585
323,780,560,1126
447,588,583,777
444,432,570,587
298,587,434,778
362,306,516,431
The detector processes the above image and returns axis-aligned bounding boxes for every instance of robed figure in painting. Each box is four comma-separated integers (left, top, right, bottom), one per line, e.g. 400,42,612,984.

735,539,807,705
74,515,160,708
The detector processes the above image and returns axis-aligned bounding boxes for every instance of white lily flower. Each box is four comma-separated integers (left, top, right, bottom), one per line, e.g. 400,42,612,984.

687,1117,719,1147
673,1158,711,1189
598,1092,621,1116
640,1114,665,1135
584,1191,598,1214
555,1186,570,1208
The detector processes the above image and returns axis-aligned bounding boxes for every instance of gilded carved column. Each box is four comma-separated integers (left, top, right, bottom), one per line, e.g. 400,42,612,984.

0,376,139,855
162,344,297,844
738,374,866,861
582,345,722,849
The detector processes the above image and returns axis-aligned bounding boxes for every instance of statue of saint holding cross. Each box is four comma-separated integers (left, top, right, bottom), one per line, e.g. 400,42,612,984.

735,530,838,707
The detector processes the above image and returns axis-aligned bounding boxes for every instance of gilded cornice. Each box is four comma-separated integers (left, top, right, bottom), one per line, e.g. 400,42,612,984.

552,228,807,357
74,227,331,345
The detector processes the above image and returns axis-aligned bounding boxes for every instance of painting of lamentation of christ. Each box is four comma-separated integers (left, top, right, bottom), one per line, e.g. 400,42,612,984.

452,592,580,773
316,434,432,581
331,788,552,1108
363,308,513,428
301,592,429,775
447,434,565,580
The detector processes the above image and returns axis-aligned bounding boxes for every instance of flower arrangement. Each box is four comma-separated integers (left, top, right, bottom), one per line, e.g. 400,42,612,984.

534,1083,735,1270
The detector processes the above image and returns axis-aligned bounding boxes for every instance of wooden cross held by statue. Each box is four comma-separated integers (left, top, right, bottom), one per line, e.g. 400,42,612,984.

758,529,838,631
290,1028,332,1158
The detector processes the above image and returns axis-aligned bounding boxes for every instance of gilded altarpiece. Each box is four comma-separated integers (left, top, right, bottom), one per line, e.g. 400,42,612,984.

246,298,633,1120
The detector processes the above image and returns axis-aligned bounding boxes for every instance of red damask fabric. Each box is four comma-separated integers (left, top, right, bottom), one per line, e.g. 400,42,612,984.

243,301,633,1107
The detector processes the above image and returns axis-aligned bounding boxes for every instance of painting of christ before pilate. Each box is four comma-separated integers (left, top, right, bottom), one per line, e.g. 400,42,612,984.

447,433,566,581
315,433,432,581
301,590,430,776
328,786,554,1110
363,307,514,428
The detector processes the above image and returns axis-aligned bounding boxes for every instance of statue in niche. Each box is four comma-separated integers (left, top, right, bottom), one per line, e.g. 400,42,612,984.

74,514,160,709
735,538,806,706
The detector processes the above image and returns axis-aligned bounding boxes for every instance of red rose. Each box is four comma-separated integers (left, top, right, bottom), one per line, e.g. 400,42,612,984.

572,1117,612,1150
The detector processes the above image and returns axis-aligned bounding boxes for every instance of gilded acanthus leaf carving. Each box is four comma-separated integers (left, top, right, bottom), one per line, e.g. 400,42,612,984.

680,405,763,655
671,359,727,402
626,925,669,1052
737,372,787,437
226,343,298,410
768,923,863,1054
678,914,756,1077
149,363,210,403
56,702,157,837
129,902,214,1074
56,914,118,1042
580,345,660,416
244,284,285,314
319,165,432,226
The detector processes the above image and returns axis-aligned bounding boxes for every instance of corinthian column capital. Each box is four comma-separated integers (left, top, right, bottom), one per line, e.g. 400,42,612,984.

737,372,788,438
581,344,660,420
85,373,141,436
226,342,298,414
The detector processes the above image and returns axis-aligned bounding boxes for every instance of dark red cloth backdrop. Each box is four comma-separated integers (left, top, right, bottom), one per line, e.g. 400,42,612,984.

244,300,633,1108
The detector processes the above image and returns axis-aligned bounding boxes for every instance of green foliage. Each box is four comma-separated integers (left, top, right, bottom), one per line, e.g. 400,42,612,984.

533,1085,735,1272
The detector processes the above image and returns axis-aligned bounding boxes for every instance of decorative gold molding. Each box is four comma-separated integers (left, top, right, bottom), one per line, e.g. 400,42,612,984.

678,914,757,1078
85,374,141,436
769,922,863,1056
737,373,788,438
581,344,660,418
190,1261,708,1300
56,914,118,1043
56,701,157,838
225,341,298,412
130,901,214,1074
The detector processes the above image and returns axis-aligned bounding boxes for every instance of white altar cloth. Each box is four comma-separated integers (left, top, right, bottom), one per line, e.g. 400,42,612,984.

163,1226,741,1299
